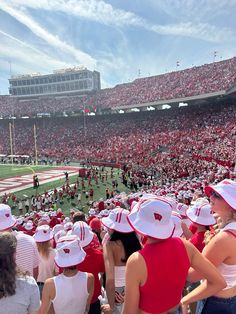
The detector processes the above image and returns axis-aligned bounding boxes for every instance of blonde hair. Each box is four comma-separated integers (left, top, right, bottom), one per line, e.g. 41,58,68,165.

204,210,236,245
37,240,52,259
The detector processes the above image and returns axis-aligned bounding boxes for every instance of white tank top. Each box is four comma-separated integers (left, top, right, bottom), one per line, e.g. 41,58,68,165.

52,272,89,314
114,266,126,288
218,222,236,290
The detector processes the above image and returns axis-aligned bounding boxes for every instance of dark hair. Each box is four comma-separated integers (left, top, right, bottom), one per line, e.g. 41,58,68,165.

0,232,17,299
109,231,141,263
73,211,86,223
64,265,77,270
93,230,102,244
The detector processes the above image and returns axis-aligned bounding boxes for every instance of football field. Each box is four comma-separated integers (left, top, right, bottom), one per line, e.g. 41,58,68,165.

0,164,130,216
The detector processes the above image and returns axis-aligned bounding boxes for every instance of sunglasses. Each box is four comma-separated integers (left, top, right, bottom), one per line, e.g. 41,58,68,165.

210,191,222,199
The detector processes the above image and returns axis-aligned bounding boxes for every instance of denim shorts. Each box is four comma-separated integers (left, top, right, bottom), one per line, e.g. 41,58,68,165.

114,286,125,314
196,295,236,314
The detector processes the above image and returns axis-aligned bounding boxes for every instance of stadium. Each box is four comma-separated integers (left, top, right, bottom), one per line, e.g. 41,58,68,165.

1,1,236,314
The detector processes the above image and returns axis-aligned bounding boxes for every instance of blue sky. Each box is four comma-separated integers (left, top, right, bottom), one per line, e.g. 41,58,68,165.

0,0,236,95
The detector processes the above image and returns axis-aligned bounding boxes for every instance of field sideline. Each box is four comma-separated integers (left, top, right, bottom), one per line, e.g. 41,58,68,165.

0,164,131,216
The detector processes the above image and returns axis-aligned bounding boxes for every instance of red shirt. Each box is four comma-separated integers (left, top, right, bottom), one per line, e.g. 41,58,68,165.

49,217,61,228
98,201,105,212
189,223,197,234
77,247,105,303
139,238,190,314
190,231,205,252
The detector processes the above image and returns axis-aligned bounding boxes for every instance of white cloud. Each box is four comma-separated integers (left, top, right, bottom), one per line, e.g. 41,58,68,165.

0,32,76,76
3,0,236,43
0,2,96,68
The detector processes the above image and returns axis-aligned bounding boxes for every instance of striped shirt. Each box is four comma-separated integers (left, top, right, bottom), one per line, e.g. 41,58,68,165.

13,231,40,276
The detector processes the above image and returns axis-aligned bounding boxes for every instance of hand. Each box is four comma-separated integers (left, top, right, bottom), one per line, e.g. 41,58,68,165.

181,298,189,314
181,303,188,314
101,303,113,313
115,291,125,304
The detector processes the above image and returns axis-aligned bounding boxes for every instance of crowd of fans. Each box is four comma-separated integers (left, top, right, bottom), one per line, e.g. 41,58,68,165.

0,102,235,180
1,57,236,314
96,57,236,108
0,57,235,117
1,171,236,313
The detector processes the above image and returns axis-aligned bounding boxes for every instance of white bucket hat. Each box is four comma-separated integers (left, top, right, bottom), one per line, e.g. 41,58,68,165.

88,208,96,216
63,217,70,224
191,197,209,206
176,203,188,217
54,229,67,243
33,225,53,242
55,236,86,268
165,196,178,212
0,204,16,231
53,224,64,235
102,208,133,233
64,222,73,232
40,214,51,223
24,221,34,231
16,217,24,225
205,179,236,210
71,221,94,247
171,213,183,237
186,204,216,226
128,197,175,239
50,211,57,217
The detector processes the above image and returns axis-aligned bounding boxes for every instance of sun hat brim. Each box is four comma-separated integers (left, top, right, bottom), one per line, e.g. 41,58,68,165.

80,232,94,247
0,217,16,231
127,211,175,239
186,209,216,226
205,185,236,210
55,249,86,268
71,231,94,247
33,232,54,242
101,216,133,233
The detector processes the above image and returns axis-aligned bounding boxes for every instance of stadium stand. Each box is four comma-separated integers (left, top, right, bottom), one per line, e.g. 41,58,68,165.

1,57,236,314
0,102,235,179
0,57,236,117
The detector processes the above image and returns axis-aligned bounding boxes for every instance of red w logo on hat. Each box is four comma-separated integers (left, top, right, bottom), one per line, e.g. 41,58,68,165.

222,181,231,185
5,213,10,218
63,249,70,254
154,213,162,221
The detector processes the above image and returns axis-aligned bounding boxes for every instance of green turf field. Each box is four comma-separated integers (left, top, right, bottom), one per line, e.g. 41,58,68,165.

0,164,53,179
0,164,131,216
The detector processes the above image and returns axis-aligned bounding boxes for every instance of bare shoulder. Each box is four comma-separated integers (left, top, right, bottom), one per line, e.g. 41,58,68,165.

87,272,94,281
206,231,232,247
127,251,144,266
205,231,235,251
44,277,55,285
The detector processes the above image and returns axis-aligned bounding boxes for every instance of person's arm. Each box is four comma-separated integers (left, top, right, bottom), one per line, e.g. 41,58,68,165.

32,239,40,280
188,232,229,282
181,222,193,240
85,273,94,314
122,252,144,314
39,278,54,314
181,240,226,307
102,242,115,313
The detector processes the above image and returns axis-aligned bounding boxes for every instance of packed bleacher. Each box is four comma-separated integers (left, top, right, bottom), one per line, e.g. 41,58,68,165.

0,57,236,117
0,102,235,180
